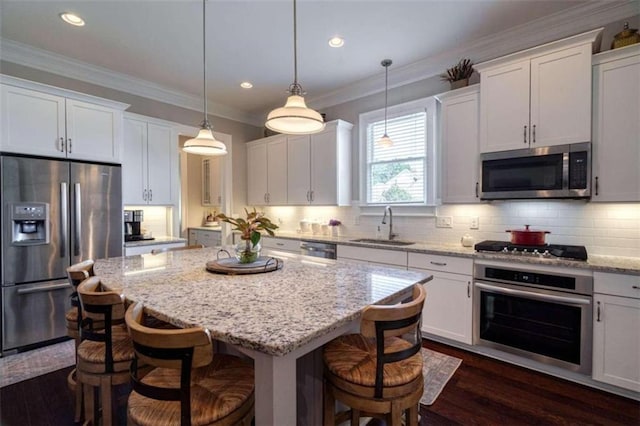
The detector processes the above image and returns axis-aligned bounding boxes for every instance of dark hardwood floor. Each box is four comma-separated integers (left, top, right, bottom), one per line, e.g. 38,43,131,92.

1,339,638,425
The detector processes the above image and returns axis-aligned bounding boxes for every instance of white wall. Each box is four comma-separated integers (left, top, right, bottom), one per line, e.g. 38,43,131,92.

260,201,640,258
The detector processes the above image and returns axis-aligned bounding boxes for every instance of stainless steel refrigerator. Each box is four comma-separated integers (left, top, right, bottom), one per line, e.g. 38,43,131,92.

1,154,122,354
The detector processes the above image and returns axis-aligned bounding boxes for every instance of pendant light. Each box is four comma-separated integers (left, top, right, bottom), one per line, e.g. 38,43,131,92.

265,0,325,135
378,59,393,147
183,0,227,156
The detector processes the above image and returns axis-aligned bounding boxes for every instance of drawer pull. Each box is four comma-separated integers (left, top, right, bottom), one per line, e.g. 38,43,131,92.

596,301,601,322
430,261,447,266
632,285,640,290
276,243,284,246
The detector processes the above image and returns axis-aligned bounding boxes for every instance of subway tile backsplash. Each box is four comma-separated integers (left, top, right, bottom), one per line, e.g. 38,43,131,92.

261,202,640,258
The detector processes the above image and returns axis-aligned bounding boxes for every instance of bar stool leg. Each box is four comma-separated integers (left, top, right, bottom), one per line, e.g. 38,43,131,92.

101,376,113,426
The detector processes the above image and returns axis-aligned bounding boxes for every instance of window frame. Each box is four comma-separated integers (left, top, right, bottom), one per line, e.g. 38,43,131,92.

358,96,437,215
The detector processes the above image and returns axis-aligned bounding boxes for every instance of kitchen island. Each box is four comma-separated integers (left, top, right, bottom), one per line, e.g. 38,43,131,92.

94,247,432,426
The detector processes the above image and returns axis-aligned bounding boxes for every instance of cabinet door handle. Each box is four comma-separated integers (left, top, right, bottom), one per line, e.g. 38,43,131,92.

149,189,152,201
596,301,601,322
532,124,536,144
59,137,65,152
595,176,599,196
523,125,527,144
143,189,147,201
67,138,72,153
467,281,470,298
310,190,314,202
475,182,479,198
430,261,447,266
306,191,310,202
264,193,267,203
218,195,221,204
632,285,640,290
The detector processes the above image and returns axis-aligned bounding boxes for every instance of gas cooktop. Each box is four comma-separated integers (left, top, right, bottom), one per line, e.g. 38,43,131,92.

474,240,588,261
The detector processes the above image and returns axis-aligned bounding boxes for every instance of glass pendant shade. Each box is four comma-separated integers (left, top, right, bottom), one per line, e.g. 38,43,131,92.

377,133,393,147
265,95,325,135
183,124,227,155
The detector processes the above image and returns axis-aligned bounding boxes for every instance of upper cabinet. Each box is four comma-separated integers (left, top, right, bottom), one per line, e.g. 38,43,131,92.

436,85,480,203
287,120,352,206
123,113,177,205
246,135,288,206
591,45,640,202
202,156,222,206
476,28,602,153
0,76,128,163
247,120,353,206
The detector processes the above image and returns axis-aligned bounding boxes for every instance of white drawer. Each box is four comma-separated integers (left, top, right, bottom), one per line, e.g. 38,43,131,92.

407,252,472,275
261,237,300,252
594,272,640,299
337,245,407,267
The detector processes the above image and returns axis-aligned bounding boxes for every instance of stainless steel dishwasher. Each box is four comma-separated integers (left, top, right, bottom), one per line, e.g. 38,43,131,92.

300,241,337,259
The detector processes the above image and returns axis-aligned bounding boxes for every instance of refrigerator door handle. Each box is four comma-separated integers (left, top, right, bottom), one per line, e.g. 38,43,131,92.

74,183,82,257
60,182,68,258
17,282,72,295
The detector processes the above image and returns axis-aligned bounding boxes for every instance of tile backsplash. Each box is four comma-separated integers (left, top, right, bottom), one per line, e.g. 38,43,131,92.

261,201,640,258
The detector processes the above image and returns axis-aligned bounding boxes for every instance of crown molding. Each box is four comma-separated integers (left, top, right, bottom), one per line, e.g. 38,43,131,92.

1,1,636,124
0,38,264,127
306,0,639,111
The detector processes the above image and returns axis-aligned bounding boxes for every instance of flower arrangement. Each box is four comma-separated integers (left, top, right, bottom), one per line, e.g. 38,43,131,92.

441,58,474,87
215,209,278,263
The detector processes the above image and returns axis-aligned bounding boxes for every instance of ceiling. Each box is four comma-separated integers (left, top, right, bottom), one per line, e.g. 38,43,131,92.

0,1,634,125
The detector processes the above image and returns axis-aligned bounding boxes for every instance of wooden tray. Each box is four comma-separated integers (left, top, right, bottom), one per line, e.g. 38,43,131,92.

206,256,283,275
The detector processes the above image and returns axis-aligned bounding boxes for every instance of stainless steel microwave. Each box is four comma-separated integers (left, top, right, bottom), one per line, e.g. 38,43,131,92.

480,142,591,200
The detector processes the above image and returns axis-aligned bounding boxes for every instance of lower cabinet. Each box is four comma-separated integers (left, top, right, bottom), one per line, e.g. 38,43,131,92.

125,241,186,256
592,272,640,392
188,229,221,247
336,245,407,269
261,237,300,254
408,253,473,344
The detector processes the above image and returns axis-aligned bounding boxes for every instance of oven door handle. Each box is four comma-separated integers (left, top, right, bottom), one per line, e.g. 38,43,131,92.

475,282,591,306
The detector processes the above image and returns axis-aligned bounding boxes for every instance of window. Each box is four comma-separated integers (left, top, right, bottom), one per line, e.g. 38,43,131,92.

360,97,436,207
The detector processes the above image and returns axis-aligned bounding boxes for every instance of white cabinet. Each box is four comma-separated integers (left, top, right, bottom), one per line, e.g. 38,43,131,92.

261,237,300,254
407,253,473,344
202,157,222,206
591,45,640,202
1,80,126,163
125,241,186,256
246,135,287,205
123,114,176,205
436,85,480,203
337,245,407,268
477,29,601,153
188,228,221,247
287,120,352,206
593,272,640,392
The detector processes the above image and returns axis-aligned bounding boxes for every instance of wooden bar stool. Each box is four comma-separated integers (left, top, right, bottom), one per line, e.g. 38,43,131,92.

323,284,426,426
77,276,134,426
125,302,255,426
64,259,96,423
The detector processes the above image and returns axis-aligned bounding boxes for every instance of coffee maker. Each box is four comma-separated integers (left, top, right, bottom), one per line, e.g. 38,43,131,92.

124,210,151,241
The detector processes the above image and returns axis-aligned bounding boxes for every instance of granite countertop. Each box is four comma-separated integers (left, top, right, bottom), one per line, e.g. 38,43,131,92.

94,247,432,356
264,232,640,275
124,236,187,248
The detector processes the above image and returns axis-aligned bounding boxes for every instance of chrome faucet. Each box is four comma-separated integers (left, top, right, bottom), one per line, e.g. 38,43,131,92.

381,205,398,240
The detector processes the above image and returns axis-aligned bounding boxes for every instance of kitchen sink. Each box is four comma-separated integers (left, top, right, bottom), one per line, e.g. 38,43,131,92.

350,238,415,246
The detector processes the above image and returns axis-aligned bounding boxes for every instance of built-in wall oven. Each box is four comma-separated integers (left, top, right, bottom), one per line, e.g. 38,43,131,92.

473,260,593,374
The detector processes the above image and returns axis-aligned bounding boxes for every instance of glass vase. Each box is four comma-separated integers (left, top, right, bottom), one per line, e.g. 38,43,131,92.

235,239,261,264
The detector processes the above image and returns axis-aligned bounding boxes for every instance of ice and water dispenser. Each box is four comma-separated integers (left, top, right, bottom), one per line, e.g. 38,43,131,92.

10,202,50,245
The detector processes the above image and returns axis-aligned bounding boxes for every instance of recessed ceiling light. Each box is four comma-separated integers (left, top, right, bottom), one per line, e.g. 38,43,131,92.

240,82,253,89
60,12,85,27
328,36,344,48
